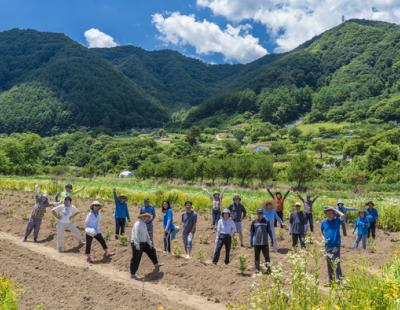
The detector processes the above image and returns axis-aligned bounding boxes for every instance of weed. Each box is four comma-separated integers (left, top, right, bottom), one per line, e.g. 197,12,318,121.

104,229,112,242
232,236,238,250
199,235,209,245
118,235,128,246
238,255,248,275
0,277,18,310
35,304,45,310
49,217,56,228
172,244,181,258
276,228,285,241
196,249,206,264
368,238,376,253
21,209,29,221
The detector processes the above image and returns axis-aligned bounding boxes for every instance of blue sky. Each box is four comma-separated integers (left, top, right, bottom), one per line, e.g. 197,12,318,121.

0,0,398,64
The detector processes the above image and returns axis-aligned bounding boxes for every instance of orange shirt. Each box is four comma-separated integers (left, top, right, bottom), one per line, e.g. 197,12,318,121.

274,197,285,212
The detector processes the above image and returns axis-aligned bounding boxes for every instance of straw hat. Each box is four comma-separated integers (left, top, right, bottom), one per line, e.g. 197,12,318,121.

138,213,152,219
324,207,337,214
295,202,302,207
365,201,375,207
221,208,231,216
90,201,103,210
233,194,241,201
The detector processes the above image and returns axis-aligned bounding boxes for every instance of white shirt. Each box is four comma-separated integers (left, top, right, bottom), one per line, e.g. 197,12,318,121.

131,219,152,247
216,218,237,239
52,204,78,224
85,211,101,234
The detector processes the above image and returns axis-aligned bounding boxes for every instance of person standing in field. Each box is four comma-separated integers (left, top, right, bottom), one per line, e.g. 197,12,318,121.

297,192,320,232
353,210,370,250
203,187,225,230
113,188,131,240
84,201,115,263
213,209,236,265
140,198,156,242
55,183,85,203
324,200,357,236
250,208,271,274
263,201,283,252
267,187,290,227
130,213,163,280
320,207,345,286
181,201,197,259
289,202,307,249
228,195,247,247
23,185,54,242
51,196,85,252
162,201,175,254
365,201,378,239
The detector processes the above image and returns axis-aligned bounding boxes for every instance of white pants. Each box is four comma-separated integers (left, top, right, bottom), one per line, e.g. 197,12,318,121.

56,222,82,250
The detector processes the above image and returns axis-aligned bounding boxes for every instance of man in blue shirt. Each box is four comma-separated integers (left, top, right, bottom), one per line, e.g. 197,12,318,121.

365,201,379,239
320,207,345,285
140,198,156,242
113,189,131,240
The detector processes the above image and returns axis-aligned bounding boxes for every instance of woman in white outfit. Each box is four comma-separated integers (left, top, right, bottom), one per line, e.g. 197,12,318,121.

51,196,85,252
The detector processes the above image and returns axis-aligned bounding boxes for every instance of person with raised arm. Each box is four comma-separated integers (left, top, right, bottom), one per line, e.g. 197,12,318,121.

320,207,345,285
55,183,85,203
267,187,290,227
203,187,225,230
297,192,320,232
113,188,131,240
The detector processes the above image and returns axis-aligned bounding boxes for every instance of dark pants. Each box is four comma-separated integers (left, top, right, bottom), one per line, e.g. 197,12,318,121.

163,229,172,253
254,245,270,271
368,221,376,239
292,233,306,248
130,242,158,275
115,218,126,237
85,233,107,255
306,213,313,232
326,246,343,284
341,221,347,236
212,209,221,226
24,217,42,241
275,211,284,228
213,234,231,264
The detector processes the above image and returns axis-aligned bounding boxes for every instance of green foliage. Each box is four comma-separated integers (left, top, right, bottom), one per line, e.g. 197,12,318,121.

0,277,18,310
238,255,248,275
118,235,128,246
172,244,182,258
287,153,317,189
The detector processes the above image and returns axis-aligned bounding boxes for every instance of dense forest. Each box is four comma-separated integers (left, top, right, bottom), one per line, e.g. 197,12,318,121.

0,19,399,134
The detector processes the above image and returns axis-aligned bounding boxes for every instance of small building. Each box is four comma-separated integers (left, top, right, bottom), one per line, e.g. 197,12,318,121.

119,171,134,178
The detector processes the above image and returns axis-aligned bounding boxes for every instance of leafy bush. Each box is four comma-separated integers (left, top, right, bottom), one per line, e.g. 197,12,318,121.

0,277,18,310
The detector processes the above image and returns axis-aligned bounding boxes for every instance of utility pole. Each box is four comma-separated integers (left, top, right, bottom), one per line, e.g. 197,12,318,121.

342,15,345,23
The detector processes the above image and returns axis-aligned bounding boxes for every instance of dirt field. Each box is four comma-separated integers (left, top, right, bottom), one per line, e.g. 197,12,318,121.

0,189,399,309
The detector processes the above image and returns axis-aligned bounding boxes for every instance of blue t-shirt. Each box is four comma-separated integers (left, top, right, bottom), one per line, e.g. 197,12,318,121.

365,208,378,222
162,209,174,230
321,218,341,248
354,217,370,236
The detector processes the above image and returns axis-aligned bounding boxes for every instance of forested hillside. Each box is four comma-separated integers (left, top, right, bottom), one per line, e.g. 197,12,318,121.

0,29,168,135
185,20,400,127
0,20,399,134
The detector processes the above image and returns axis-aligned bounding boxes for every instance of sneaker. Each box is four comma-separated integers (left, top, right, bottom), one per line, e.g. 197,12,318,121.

115,235,119,240
86,256,93,264
153,263,164,272
131,274,140,280
80,240,86,245
185,254,190,259
255,269,260,274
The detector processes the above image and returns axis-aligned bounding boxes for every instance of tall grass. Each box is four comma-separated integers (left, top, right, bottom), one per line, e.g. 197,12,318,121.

229,241,400,310
0,277,18,310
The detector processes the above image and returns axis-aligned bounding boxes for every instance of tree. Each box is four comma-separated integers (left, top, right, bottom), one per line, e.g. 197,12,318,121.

186,127,201,147
288,127,301,142
204,159,221,184
269,142,286,157
234,156,255,185
220,158,235,184
314,140,327,159
252,156,274,183
287,153,317,189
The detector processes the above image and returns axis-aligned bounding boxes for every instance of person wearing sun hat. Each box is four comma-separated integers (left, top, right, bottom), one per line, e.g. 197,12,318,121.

213,208,236,265
365,201,378,239
320,206,345,285
324,200,357,236
113,188,131,240
203,187,226,230
130,212,163,280
23,184,55,242
84,201,115,263
228,194,247,247
353,209,370,250
250,208,271,274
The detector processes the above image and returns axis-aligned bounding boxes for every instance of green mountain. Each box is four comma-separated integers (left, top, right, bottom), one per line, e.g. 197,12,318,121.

0,29,168,135
185,19,400,127
0,19,399,134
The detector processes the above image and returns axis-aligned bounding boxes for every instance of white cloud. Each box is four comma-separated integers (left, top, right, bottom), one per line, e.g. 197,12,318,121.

84,28,118,48
197,0,400,52
152,12,268,63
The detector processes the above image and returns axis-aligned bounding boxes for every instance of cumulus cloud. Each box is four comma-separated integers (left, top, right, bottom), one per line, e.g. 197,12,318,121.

197,0,400,52
152,12,267,63
84,28,118,48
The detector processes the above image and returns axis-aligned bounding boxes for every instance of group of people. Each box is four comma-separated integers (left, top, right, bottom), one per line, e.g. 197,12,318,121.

22,183,379,284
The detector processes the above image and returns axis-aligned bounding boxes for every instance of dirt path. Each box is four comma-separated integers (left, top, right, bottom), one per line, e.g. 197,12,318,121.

0,232,225,310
